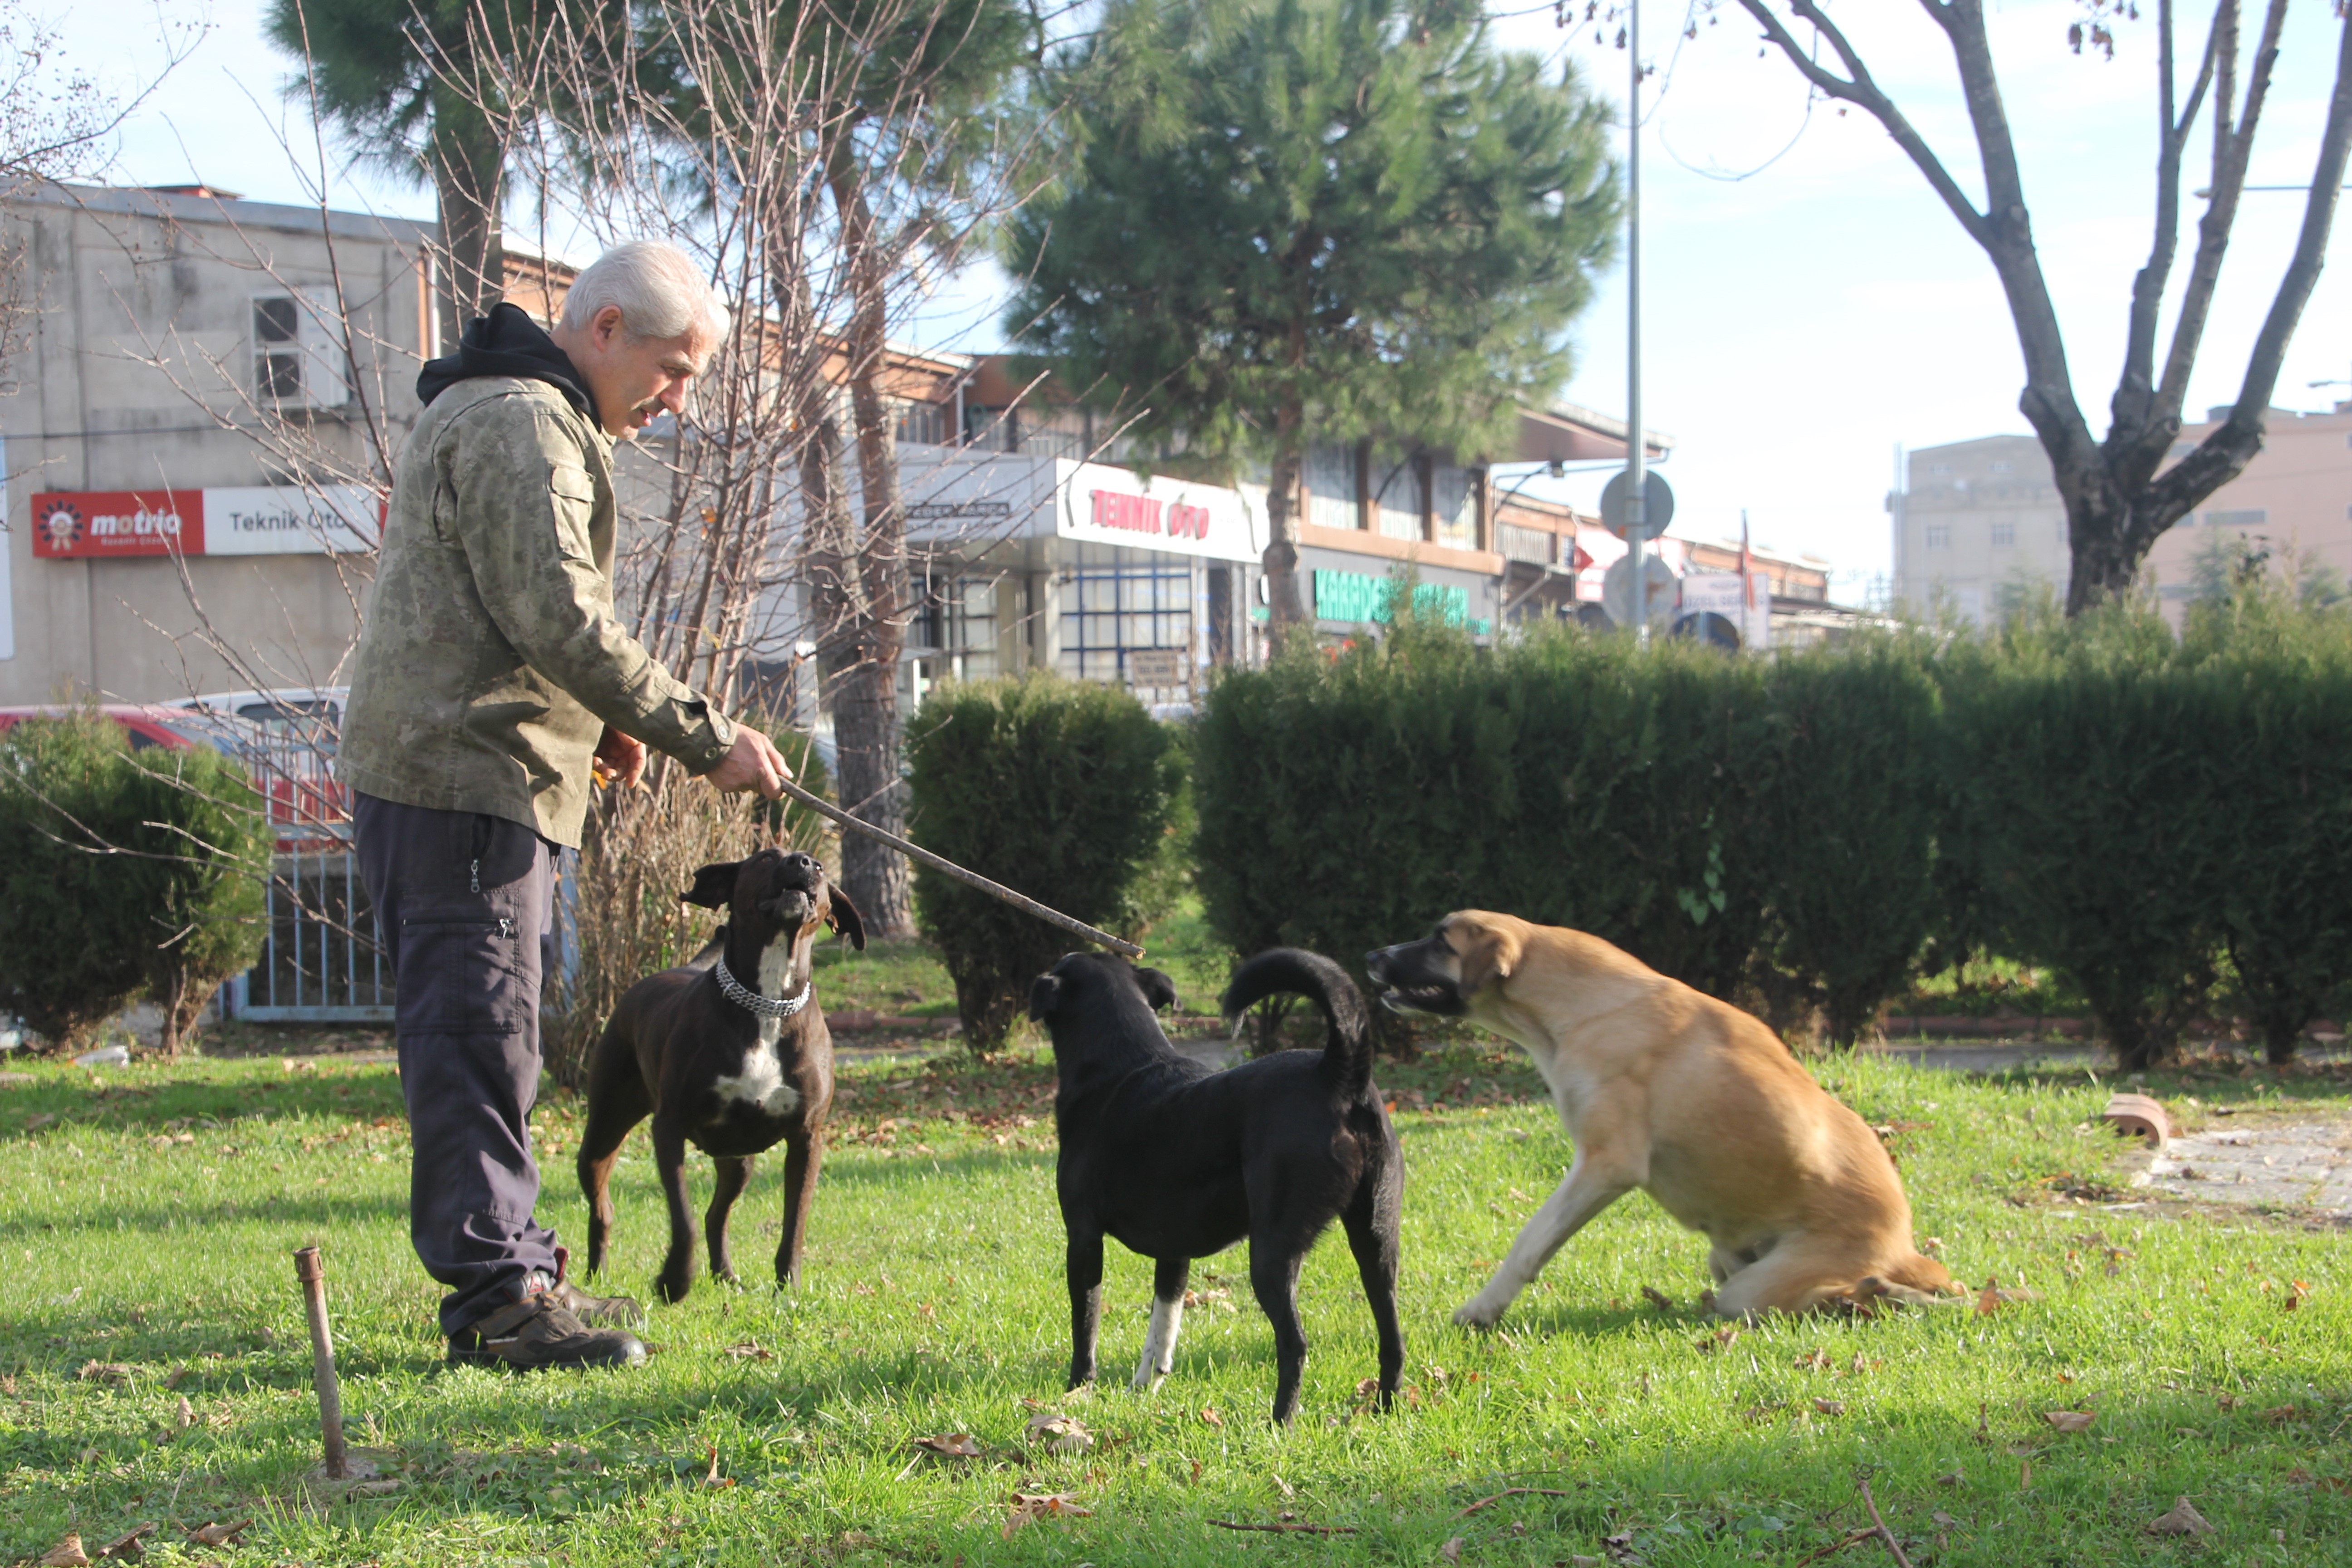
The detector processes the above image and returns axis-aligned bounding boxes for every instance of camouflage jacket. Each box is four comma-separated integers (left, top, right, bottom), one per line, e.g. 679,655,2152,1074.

341,376,734,848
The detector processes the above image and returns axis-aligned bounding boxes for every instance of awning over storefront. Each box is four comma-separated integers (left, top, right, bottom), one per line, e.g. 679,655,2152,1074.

1514,402,1674,466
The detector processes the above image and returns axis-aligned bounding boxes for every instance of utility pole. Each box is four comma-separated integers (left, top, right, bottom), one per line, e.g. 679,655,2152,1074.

1623,0,1646,645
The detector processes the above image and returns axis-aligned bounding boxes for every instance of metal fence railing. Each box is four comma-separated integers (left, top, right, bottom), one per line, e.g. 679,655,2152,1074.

217,727,394,1024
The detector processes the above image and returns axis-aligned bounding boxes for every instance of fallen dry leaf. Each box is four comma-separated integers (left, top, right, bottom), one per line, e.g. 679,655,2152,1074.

1694,1327,1739,1353
1199,1406,1224,1428
1976,1277,2002,1315
721,1341,771,1362
184,1521,250,1548
1639,1285,1674,1311
2261,1404,2301,1424
77,1361,132,1386
1812,1397,1846,1416
1002,1491,1091,1538
1794,1349,1832,1372
702,1442,732,1489
2146,1496,2214,1536
92,1523,156,1562
2043,1410,2097,1433
1936,1470,1965,1488
1931,1509,1956,1528
1439,1536,1465,1562
1024,1411,1093,1455
168,1395,194,1437
350,1478,402,1497
37,1535,91,1567
910,1432,981,1460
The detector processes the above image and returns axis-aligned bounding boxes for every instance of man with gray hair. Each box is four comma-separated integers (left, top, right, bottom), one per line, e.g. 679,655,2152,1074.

343,240,794,1371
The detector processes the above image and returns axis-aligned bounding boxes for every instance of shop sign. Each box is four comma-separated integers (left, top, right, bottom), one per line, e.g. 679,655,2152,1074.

1678,570,1772,649
1060,462,1255,561
1088,489,1212,540
31,485,378,559
1313,568,1490,635
1126,649,1187,687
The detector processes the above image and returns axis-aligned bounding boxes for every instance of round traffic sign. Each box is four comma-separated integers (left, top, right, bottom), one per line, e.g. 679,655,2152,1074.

1602,553,1678,628
1599,471,1675,539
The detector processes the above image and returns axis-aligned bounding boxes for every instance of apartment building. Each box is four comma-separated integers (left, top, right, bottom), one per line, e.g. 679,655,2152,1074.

1893,405,2352,622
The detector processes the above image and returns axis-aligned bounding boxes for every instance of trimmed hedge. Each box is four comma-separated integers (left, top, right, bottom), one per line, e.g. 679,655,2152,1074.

906,673,1188,1051
1194,588,2352,1068
1196,614,1940,1047
0,715,269,1053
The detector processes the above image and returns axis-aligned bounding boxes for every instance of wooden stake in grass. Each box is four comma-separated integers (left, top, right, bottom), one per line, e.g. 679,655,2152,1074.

292,1246,347,1479
771,776,1144,960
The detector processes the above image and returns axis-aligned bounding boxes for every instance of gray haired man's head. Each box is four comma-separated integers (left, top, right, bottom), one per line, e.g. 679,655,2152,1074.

549,240,731,440
560,240,731,347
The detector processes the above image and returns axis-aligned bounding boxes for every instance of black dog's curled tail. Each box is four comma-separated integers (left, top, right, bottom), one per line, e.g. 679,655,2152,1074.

1220,948,1374,1096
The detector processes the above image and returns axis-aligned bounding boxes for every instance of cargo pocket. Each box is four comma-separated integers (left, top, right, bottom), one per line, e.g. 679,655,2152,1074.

397,908,527,1037
548,463,599,563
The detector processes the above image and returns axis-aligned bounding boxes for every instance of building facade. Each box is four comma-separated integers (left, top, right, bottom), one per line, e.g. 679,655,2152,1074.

1892,407,2352,623
0,182,436,703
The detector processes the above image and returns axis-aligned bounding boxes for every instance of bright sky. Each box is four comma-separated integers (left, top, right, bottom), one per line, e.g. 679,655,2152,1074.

54,0,2352,600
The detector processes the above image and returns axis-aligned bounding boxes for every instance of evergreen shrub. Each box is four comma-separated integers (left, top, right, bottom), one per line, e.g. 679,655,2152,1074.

1936,605,2220,1071
1749,637,1942,1045
2182,588,2352,1063
1197,610,1940,1040
1196,583,2352,1068
906,674,1187,1052
0,715,269,1053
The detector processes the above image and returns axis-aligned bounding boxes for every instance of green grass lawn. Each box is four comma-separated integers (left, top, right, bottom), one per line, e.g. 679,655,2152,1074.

808,898,1244,1034
1,1039,2346,1567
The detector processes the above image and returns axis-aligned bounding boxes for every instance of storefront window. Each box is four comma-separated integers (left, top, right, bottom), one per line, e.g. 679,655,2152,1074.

1058,543,1194,686
1306,441,1359,532
1369,449,1424,541
1432,464,1479,551
910,573,1001,690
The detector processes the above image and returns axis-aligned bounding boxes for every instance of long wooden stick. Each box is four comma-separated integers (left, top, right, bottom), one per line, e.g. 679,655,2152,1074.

773,775,1144,960
292,1246,346,1479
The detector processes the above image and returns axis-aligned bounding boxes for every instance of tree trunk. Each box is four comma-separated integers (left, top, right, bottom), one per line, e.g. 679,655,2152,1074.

1261,388,1311,653
430,87,507,348
1742,0,2352,613
825,155,916,941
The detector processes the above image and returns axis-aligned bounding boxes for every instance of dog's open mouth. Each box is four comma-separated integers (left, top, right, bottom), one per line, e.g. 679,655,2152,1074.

1378,982,1456,1014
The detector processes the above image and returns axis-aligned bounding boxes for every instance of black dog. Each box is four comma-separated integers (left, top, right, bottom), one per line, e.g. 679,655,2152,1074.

1027,947,1404,1424
576,848,864,1303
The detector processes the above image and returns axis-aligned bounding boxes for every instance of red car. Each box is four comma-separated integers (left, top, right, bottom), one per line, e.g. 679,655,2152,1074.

0,704,262,756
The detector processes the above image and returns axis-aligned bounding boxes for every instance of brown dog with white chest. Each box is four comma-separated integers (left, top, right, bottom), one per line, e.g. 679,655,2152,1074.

1366,911,1955,1323
575,848,863,1305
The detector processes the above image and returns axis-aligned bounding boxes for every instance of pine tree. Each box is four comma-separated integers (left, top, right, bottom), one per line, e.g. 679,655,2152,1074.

1003,0,1618,647
264,0,567,345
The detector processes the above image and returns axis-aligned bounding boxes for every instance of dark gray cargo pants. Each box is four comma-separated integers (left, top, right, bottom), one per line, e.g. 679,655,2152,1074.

352,792,563,1336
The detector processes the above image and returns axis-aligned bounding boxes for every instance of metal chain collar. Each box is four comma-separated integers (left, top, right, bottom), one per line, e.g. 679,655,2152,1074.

715,953,810,1019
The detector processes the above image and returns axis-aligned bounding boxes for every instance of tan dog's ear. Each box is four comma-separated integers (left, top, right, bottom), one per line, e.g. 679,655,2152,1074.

1453,920,1524,998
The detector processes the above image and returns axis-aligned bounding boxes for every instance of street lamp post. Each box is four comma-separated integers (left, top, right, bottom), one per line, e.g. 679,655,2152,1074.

1624,0,1646,644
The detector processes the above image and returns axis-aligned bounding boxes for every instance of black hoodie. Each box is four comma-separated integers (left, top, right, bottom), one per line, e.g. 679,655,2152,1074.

416,302,601,427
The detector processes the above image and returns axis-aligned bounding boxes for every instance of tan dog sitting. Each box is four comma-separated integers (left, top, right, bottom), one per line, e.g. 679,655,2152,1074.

1366,911,1956,1323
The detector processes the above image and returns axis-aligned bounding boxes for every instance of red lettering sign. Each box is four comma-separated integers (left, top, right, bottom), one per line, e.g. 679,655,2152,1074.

1089,489,1168,535
31,490,199,559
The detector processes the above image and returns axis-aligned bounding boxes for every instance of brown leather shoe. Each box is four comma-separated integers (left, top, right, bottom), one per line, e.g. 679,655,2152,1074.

548,1247,646,1329
446,1294,646,1371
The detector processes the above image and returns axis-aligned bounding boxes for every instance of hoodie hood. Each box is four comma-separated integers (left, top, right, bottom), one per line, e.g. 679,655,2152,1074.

416,302,599,426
